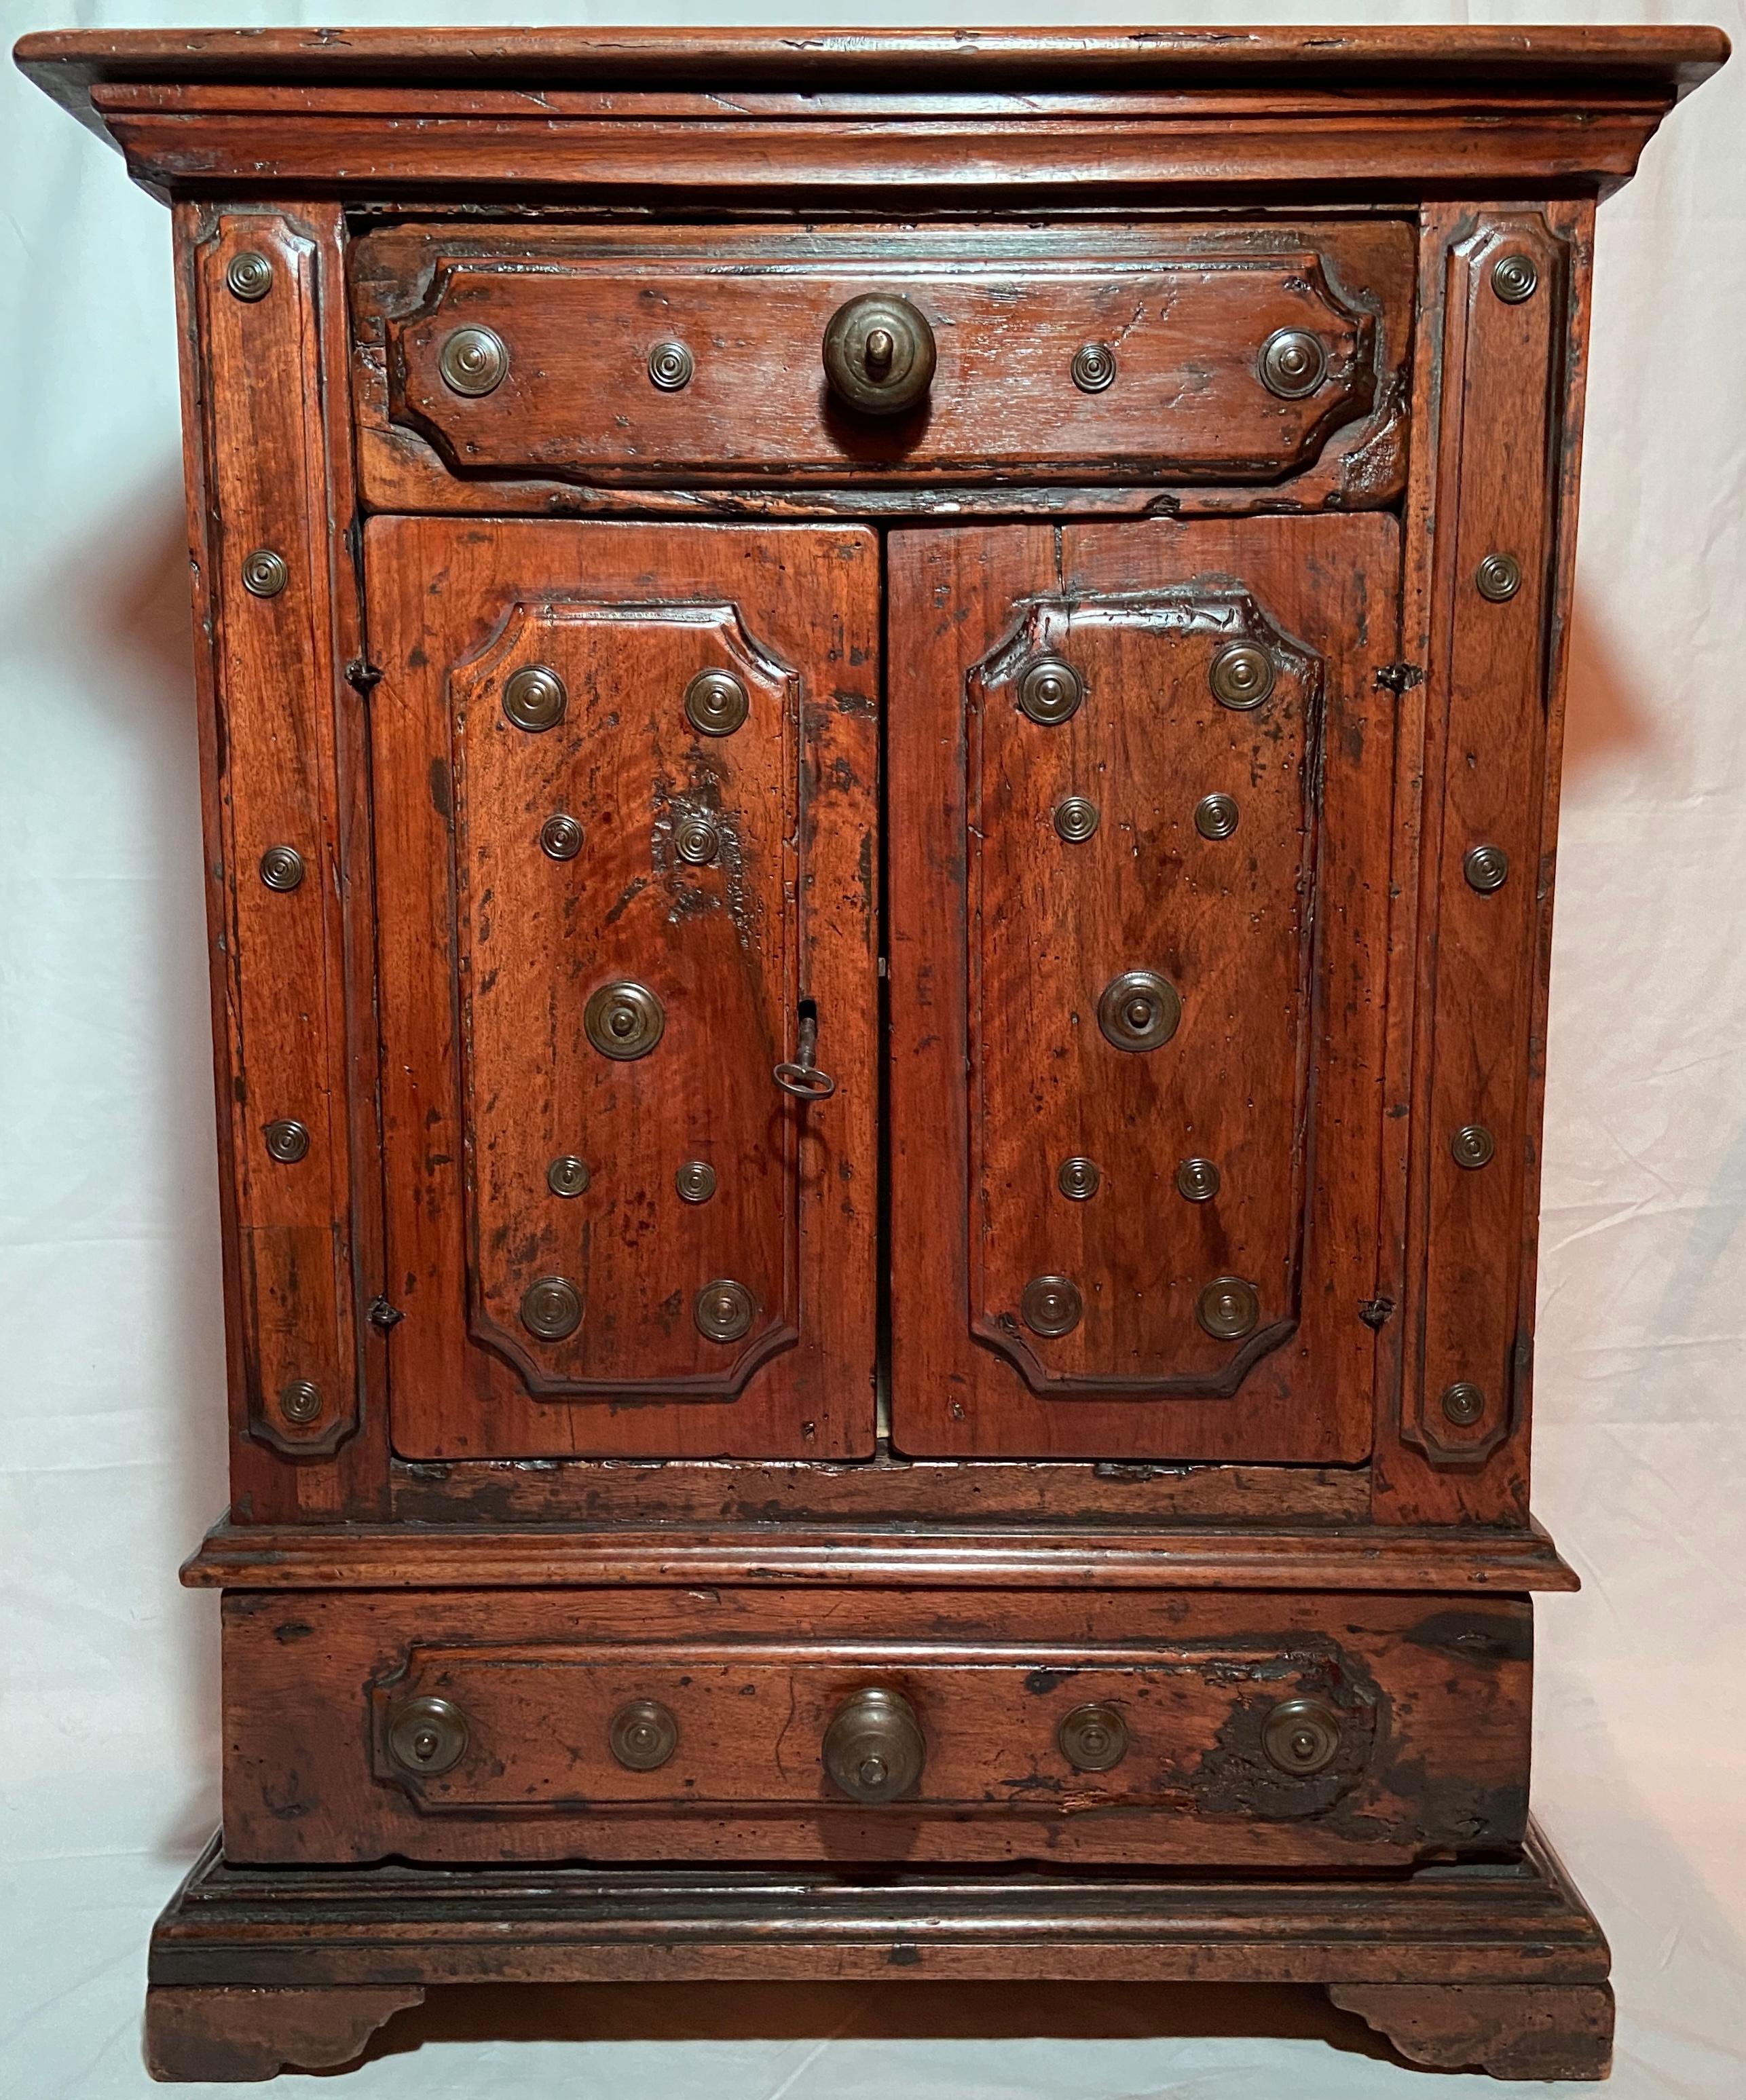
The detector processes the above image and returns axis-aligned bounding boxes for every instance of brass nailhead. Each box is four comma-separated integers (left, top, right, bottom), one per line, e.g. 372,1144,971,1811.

1491,252,1540,304
224,250,274,302
263,1118,310,1164
241,548,288,598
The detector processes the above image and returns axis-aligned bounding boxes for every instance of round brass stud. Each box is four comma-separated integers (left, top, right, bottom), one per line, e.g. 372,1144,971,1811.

241,548,288,599
1022,1274,1083,1338
684,668,749,738
1057,1156,1101,1202
1176,1157,1222,1203
1464,843,1509,893
1443,1380,1486,1427
546,1155,590,1199
278,1379,322,1426
503,664,567,733
1451,1123,1496,1171
1258,327,1329,399
1071,341,1118,393
1476,552,1523,603
1097,969,1181,1054
387,1694,469,1777
263,1118,310,1164
609,1698,680,1771
674,812,722,865
539,813,584,861
675,1159,718,1205
437,324,508,397
259,844,305,892
584,980,665,1062
521,1275,582,1340
822,1686,926,1803
695,1277,755,1343
1054,796,1100,844
1197,1273,1260,1340
1262,1696,1341,1776
647,340,694,391
225,250,274,303
1491,252,1540,305
1018,657,1084,727
1208,641,1276,710
1058,1702,1129,1774
1195,791,1240,840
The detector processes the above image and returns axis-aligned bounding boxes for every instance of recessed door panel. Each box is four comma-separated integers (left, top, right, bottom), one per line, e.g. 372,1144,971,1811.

889,518,1398,1459
369,519,878,1459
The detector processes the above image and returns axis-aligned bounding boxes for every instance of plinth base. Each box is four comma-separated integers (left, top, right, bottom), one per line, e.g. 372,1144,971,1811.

145,1823,1612,2082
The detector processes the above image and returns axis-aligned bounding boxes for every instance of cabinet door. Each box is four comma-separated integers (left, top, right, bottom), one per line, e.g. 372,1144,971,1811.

369,520,878,1459
889,519,1397,1460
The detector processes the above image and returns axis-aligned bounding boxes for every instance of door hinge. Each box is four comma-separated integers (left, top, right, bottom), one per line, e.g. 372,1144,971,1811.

1374,662,1424,696
1358,1296,1396,1330
367,1295,405,1331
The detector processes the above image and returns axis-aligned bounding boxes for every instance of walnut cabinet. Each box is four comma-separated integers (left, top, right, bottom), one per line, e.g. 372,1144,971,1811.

17,22,1728,2084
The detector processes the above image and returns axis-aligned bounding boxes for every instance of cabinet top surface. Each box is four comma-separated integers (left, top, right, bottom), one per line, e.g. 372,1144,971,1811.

16,21,1730,107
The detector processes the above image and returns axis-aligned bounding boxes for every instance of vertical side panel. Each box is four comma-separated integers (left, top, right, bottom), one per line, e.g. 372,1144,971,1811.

176,204,384,1517
1376,205,1593,1522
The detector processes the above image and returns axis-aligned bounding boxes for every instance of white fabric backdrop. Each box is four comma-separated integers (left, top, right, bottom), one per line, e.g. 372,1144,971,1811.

3,2,1742,2094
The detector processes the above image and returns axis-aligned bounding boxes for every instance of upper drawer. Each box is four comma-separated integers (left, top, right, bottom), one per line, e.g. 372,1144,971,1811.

351,221,1413,498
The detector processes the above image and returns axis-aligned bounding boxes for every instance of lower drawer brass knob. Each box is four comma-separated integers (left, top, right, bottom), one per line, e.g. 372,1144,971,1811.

609,1698,679,1771
822,1686,925,1804
1262,1696,1341,1777
1058,1702,1129,1772
387,1694,469,1776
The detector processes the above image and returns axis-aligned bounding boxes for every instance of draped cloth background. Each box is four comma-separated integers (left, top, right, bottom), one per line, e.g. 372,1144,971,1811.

2,2,1742,2094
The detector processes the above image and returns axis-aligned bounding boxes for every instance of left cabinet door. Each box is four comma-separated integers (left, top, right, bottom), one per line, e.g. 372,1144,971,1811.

368,519,879,1458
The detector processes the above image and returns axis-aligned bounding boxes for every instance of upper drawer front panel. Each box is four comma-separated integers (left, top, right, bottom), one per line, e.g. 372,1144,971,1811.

351,221,1413,496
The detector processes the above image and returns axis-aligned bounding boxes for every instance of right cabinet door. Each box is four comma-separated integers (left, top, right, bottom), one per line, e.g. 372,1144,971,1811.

889,519,1398,1460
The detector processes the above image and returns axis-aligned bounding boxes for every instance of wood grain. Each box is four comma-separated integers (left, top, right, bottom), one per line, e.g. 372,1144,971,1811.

1375,208,1587,1524
149,1818,1610,1987
181,1516,1579,1594
369,518,878,1460
889,517,1396,1460
219,1587,1531,1867
365,221,1396,489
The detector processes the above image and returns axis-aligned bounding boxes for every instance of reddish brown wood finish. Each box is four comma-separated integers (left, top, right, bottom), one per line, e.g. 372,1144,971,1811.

172,204,392,1522
220,1587,1530,1868
352,219,1407,495
182,1516,1578,1595
369,518,878,1459
889,517,1395,1460
1331,1983,1614,2080
1372,200,1593,1528
18,22,1726,2083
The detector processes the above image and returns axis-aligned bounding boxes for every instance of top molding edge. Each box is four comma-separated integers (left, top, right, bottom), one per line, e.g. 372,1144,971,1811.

16,22,1732,119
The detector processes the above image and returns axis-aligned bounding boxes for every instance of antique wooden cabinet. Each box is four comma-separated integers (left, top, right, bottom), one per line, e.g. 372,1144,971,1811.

18,22,1728,2085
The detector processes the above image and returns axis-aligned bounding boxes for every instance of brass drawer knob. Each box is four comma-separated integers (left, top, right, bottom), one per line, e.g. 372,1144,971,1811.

387,1694,469,1776
822,294,936,417
822,1686,925,1803
609,1698,679,1771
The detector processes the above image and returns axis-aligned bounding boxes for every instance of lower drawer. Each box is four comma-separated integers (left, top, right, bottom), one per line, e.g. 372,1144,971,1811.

221,1587,1530,1867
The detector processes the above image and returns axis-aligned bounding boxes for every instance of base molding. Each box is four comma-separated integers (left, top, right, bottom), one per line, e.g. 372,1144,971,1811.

146,1821,1612,2081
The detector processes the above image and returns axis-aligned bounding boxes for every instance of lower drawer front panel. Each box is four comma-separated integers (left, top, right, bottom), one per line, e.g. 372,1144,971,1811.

221,1588,1530,1867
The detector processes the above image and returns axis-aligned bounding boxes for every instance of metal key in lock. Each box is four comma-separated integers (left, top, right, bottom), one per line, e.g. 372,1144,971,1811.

773,1001,837,1100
